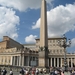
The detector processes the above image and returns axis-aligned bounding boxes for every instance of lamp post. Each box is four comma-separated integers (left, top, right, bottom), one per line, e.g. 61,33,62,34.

58,34,71,71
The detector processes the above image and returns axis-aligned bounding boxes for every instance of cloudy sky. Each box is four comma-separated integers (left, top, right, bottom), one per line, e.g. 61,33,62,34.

0,0,75,52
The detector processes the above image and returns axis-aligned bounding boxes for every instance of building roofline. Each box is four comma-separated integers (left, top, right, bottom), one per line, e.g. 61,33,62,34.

23,44,35,45
36,37,66,40
3,36,23,46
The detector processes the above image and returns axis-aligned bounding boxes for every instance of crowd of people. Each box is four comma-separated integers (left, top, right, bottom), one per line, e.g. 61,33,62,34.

0,67,40,75
0,68,13,75
0,67,75,75
49,67,75,75
19,67,40,75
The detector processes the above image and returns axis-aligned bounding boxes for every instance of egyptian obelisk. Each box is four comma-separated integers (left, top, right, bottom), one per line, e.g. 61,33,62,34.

39,0,48,68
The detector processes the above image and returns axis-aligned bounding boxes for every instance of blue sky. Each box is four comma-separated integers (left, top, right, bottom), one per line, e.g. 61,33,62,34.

0,0,75,52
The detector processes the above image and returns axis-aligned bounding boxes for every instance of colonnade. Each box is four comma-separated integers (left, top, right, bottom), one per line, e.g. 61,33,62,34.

12,55,38,67
49,57,75,67
0,55,38,67
0,55,75,68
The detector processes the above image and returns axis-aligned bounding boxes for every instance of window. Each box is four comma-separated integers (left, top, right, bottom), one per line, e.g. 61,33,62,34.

60,50,62,53
53,44,55,46
50,40,51,43
49,50,52,53
53,40,55,43
53,50,55,53
57,50,59,52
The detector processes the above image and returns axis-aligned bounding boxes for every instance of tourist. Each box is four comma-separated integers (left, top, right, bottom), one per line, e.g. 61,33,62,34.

35,69,39,75
2,68,7,75
23,68,26,75
40,69,43,74
19,68,24,75
31,70,35,75
9,69,13,75
25,69,29,75
43,69,46,74
61,71,64,75
54,69,58,75
71,69,75,75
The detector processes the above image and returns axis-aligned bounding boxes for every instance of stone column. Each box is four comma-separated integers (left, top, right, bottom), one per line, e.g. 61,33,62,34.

54,58,55,67
2,56,3,65
6,56,8,65
57,58,59,67
74,58,75,66
0,57,1,64
19,56,21,66
51,58,52,67
48,58,49,67
67,58,69,67
10,56,13,65
3,57,5,65
16,56,18,66
28,56,30,66
71,58,73,67
12,56,14,66
61,58,62,67
14,56,15,66
12,56,13,65
17,56,18,66
22,55,24,66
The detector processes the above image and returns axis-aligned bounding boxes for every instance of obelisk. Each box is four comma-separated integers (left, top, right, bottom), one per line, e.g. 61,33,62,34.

39,0,48,68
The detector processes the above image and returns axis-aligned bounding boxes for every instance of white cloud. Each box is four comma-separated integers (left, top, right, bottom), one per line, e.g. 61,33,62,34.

71,38,75,47
0,0,53,11
0,7,19,39
67,38,75,53
32,4,75,37
0,0,53,42
32,19,40,29
25,35,37,43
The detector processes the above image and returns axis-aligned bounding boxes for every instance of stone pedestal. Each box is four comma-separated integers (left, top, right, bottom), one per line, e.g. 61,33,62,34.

38,47,49,68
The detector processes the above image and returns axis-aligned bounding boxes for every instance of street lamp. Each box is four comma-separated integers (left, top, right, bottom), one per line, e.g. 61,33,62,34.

58,34,71,71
